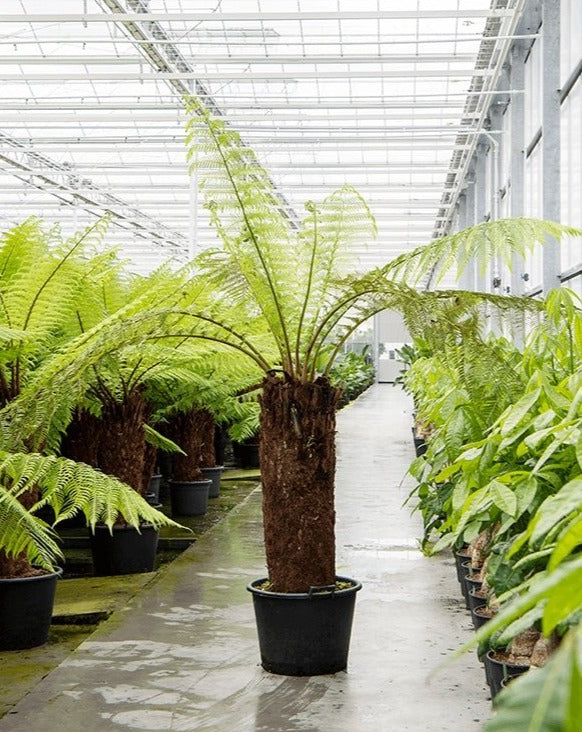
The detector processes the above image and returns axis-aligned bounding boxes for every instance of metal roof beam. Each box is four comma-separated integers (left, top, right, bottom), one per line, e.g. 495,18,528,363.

0,33,539,45
0,53,477,65
0,69,495,81
0,11,515,22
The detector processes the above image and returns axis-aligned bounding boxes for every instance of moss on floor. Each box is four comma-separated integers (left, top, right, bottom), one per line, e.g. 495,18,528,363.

0,477,260,719
0,624,96,718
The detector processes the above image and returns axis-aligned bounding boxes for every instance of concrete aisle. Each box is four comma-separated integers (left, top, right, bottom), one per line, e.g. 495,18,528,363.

1,385,490,732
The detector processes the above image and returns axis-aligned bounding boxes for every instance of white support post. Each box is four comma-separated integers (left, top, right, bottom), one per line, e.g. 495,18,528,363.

541,0,562,295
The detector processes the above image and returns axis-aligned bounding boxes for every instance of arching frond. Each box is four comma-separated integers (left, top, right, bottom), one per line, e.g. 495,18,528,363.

383,218,581,285
0,450,181,570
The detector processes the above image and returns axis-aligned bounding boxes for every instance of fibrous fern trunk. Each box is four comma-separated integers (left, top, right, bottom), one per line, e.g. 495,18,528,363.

60,409,102,466
165,409,215,481
97,391,149,497
259,376,340,593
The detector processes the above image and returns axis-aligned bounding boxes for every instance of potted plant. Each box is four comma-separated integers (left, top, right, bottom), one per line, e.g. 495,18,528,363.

182,98,578,675
0,447,179,650
148,350,265,507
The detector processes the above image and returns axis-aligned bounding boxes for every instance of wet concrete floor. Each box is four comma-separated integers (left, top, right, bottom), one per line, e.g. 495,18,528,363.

1,384,490,731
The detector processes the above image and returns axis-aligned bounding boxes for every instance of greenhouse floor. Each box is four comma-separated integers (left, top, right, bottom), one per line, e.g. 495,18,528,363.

1,384,490,731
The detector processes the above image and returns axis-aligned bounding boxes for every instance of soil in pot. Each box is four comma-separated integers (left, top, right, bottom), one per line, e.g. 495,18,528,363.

169,479,210,516
0,568,62,650
89,525,159,576
473,604,495,630
248,576,362,676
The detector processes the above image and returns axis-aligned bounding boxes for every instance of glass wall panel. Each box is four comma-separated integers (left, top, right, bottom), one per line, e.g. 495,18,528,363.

561,79,582,271
561,0,582,84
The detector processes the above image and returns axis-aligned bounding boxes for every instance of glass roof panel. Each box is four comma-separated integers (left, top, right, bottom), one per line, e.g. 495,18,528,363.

0,0,523,272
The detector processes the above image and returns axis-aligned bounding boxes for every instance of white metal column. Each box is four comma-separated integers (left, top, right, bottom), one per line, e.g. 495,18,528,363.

542,0,562,294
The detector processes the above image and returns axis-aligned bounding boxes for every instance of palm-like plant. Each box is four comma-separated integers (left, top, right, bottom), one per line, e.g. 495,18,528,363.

0,221,181,579
181,97,579,593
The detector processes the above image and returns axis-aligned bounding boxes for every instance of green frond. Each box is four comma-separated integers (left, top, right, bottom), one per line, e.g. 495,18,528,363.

383,218,582,285
0,484,63,570
0,450,181,570
144,424,186,454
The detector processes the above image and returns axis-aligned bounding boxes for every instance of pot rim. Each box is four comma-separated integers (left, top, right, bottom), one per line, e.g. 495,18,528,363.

247,575,362,599
200,465,224,472
486,648,531,669
169,478,212,487
90,523,158,533
0,566,63,584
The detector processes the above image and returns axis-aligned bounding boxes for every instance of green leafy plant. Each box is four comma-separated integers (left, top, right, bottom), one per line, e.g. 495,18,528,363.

329,350,375,407
484,623,582,732
0,221,181,577
404,287,582,720
178,97,577,593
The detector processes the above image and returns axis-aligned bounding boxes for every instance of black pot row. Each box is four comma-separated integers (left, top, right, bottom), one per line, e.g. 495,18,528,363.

453,549,530,699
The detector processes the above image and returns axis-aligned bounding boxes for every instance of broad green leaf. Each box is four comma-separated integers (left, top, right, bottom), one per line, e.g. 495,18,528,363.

484,630,575,732
427,532,455,554
495,605,544,647
542,383,572,412
499,388,541,437
434,461,462,482
530,478,582,545
515,477,539,516
451,480,471,514
549,515,582,569
542,578,582,634
513,548,554,570
566,630,582,732
576,434,582,470
408,455,427,481
490,480,518,517
456,445,483,462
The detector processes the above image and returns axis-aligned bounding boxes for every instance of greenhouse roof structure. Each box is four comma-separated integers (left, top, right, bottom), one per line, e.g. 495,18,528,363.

0,0,529,272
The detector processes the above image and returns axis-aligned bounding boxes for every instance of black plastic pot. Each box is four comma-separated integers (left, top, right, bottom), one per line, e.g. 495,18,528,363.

464,573,483,597
500,674,522,689
146,473,162,506
472,605,494,630
486,649,530,697
454,549,472,583
468,587,488,614
170,479,210,516
247,576,362,676
200,466,224,499
89,525,159,576
459,560,473,608
0,568,62,650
